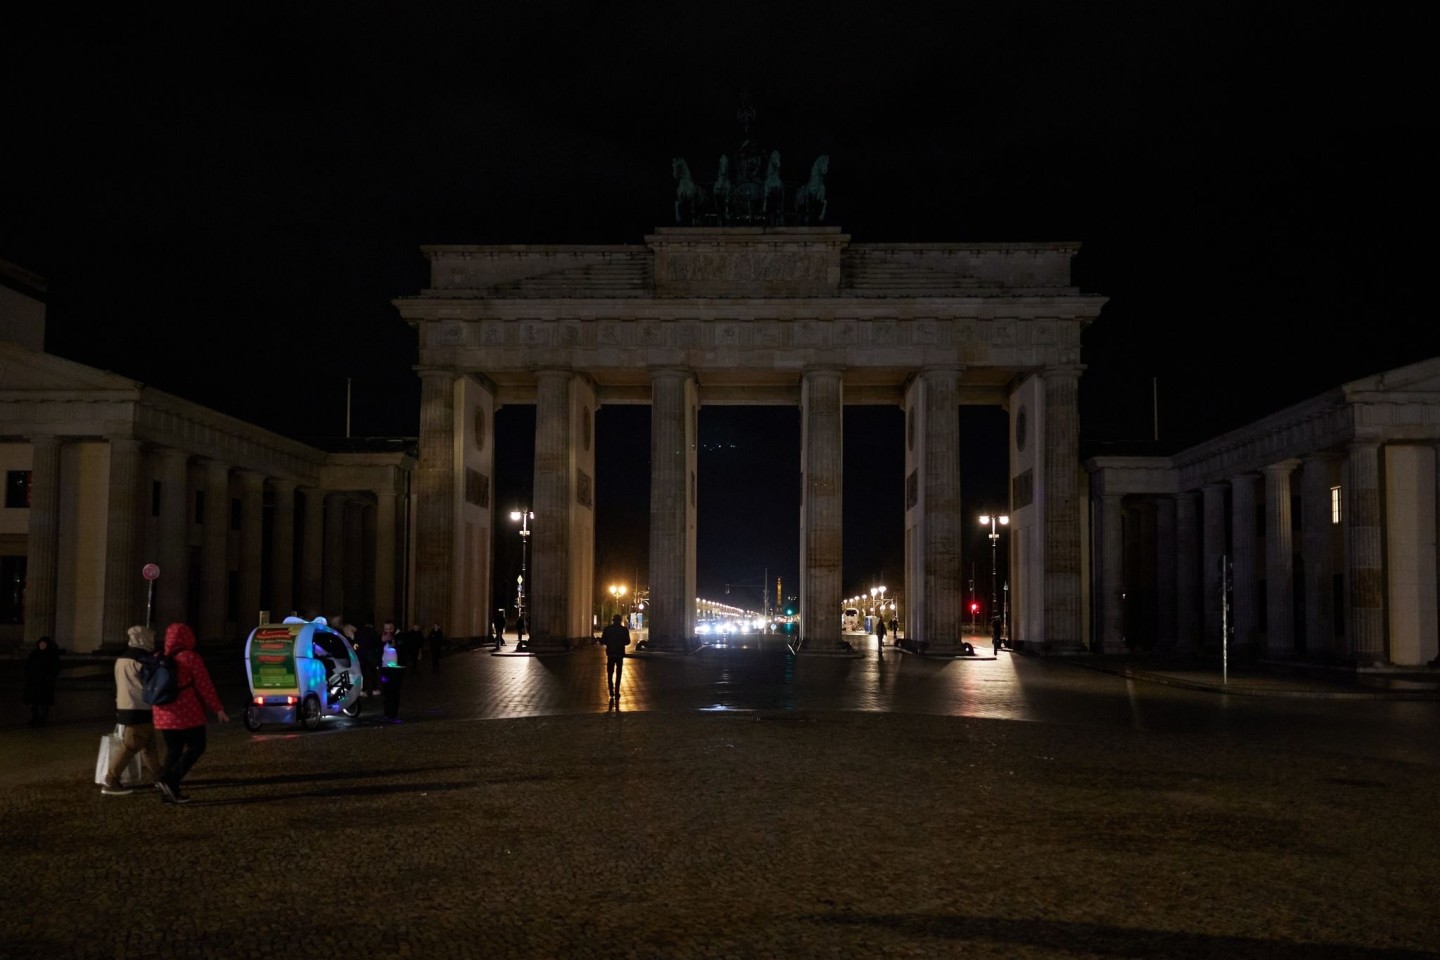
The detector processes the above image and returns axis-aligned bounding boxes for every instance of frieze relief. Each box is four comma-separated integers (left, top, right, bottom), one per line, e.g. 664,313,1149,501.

664,251,828,284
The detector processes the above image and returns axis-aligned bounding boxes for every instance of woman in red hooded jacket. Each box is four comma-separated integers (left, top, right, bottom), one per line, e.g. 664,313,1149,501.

152,623,229,804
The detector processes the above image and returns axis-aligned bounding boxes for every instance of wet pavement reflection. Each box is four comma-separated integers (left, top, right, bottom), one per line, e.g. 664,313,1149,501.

5,633,1438,777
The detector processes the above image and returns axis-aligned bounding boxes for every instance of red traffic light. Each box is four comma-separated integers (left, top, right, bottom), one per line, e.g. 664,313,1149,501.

969,602,979,613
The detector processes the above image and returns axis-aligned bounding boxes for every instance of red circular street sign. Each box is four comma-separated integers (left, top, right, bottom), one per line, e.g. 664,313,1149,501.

142,563,160,581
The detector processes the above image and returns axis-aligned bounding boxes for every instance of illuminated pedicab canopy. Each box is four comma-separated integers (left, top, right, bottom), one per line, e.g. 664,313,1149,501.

244,616,345,695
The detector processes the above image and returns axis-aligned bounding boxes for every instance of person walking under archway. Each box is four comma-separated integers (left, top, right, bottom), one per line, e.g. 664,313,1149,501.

491,608,507,650
600,614,630,701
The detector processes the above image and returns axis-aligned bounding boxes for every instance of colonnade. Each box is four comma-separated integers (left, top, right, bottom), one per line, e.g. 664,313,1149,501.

1089,395,1440,668
412,361,1090,656
15,434,406,650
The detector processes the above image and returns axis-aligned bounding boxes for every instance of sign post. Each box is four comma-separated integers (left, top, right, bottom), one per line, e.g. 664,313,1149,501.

142,563,160,629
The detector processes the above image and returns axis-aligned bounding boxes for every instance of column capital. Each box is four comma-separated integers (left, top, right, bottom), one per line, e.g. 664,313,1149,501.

1040,363,1085,381
1261,459,1301,476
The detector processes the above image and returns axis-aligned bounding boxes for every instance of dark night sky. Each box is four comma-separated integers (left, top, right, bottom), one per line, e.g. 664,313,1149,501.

3,3,1434,612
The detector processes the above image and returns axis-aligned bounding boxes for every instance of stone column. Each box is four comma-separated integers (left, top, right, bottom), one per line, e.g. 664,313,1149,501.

269,479,297,618
199,459,231,645
1384,445,1439,666
531,369,577,649
1156,496,1178,650
800,368,844,651
24,435,61,647
344,498,364,623
1231,473,1260,655
238,470,264,631
1201,483,1227,650
299,487,325,618
1345,442,1384,663
154,448,190,630
323,493,347,623
414,369,456,631
1042,366,1085,654
100,437,142,649
907,367,962,654
1263,460,1299,657
1175,491,1200,652
374,491,397,625
1299,455,1336,657
647,368,698,650
1097,493,1125,653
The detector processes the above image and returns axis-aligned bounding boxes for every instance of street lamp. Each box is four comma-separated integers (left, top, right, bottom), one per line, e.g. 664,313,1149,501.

609,584,627,623
510,508,532,622
978,513,1009,632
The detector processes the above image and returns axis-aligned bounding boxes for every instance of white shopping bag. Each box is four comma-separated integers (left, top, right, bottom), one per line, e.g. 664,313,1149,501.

95,726,143,786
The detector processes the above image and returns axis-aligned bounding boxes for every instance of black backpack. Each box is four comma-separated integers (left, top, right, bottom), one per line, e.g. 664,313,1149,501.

140,653,189,706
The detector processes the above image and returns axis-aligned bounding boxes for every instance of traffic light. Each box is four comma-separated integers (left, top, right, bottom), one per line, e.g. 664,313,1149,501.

970,602,979,614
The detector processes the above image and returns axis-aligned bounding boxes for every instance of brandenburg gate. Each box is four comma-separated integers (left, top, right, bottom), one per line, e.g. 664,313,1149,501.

394,226,1106,654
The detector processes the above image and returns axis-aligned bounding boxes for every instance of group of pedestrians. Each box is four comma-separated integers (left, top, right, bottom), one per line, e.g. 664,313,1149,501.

100,622,228,805
489,609,526,650
61,604,627,804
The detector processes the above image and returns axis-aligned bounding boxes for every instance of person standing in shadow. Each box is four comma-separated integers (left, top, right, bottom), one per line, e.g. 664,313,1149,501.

353,619,382,697
23,635,62,727
400,623,423,668
600,614,630,701
428,622,446,669
875,616,887,655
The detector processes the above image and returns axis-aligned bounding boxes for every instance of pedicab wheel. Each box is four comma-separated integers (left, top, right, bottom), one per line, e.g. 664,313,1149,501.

242,703,263,732
341,696,361,719
299,694,323,731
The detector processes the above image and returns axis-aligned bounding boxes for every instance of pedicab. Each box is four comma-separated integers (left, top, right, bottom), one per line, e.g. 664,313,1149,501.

242,616,362,731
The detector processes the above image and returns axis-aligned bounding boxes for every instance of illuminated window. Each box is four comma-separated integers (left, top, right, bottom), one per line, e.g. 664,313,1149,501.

1330,485,1342,524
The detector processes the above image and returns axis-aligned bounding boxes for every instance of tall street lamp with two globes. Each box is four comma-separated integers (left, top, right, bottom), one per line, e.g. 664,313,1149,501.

978,513,1008,630
510,508,532,623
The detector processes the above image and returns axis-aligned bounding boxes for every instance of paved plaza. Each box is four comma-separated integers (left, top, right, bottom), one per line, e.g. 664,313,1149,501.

3,640,1438,959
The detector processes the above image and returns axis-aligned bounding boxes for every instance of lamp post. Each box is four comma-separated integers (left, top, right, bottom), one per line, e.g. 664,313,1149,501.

510,508,532,623
609,584,627,624
978,513,1009,629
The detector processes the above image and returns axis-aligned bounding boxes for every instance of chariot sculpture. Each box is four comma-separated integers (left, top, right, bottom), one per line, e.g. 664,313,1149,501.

671,126,829,227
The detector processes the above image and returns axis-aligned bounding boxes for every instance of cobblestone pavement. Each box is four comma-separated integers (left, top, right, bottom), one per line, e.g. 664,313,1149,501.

3,640,1438,959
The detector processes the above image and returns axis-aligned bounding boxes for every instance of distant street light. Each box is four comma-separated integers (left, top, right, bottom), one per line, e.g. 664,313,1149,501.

978,513,1009,630
609,584,628,621
510,508,532,621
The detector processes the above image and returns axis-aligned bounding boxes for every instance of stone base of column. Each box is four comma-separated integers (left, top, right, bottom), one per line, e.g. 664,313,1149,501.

640,636,693,653
792,637,864,657
516,636,582,654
